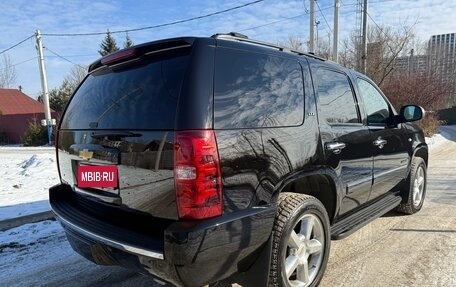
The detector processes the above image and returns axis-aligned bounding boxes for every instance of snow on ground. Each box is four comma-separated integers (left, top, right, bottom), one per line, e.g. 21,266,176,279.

0,220,71,279
0,147,58,221
0,219,161,287
0,127,454,287
426,125,456,148
426,133,447,148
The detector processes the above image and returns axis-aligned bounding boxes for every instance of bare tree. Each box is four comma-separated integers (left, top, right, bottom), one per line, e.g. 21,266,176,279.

337,23,416,86
382,72,450,135
338,34,358,69
279,35,331,59
367,24,416,86
0,54,17,88
65,65,87,87
314,36,331,59
38,65,87,112
278,35,305,50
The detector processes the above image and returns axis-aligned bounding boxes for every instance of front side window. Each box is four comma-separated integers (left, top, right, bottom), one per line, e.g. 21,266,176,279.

357,78,391,125
315,69,360,124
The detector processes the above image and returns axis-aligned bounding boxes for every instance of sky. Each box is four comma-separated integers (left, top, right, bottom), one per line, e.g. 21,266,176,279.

1,0,456,99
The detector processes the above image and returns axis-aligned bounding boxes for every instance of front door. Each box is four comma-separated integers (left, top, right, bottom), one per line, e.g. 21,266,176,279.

355,77,409,200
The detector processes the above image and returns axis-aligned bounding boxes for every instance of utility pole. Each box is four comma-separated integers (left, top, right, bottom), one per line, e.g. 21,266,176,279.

361,0,368,74
35,30,53,145
309,0,315,53
409,48,414,76
333,0,340,62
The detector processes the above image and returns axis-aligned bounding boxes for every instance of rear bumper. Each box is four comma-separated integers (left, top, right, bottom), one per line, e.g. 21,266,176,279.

50,184,275,287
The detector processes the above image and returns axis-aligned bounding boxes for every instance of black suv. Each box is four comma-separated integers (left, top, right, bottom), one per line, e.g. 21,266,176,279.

49,33,428,287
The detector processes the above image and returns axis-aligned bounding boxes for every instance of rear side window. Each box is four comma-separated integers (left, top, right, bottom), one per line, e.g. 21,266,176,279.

61,49,190,130
214,48,304,129
315,69,360,124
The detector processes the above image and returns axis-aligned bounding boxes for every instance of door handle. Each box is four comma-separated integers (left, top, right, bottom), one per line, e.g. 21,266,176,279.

373,138,387,149
325,142,346,154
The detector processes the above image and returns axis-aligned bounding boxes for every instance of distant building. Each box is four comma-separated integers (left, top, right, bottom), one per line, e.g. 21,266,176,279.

0,88,56,144
394,52,428,75
392,33,456,107
428,33,456,106
428,33,456,81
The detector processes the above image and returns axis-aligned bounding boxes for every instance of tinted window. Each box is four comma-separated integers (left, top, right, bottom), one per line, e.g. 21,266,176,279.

61,50,190,129
357,78,390,125
315,69,359,124
214,48,304,129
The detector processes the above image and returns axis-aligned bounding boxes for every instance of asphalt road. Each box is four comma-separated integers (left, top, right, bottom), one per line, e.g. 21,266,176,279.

2,128,455,287
318,126,456,287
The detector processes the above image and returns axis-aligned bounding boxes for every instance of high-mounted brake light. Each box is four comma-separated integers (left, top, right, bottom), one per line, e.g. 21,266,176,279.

101,48,136,65
55,129,62,182
174,130,223,220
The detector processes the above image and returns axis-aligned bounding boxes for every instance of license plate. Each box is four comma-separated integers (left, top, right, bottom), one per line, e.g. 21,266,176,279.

77,165,118,188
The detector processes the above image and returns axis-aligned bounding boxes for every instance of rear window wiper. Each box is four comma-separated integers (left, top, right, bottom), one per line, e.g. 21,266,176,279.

90,131,142,139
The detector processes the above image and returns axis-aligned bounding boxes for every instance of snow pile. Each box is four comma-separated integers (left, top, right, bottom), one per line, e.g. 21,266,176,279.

0,147,58,221
425,125,456,149
426,133,447,148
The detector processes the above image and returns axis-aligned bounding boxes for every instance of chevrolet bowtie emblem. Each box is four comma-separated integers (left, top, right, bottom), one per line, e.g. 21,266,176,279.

79,149,93,160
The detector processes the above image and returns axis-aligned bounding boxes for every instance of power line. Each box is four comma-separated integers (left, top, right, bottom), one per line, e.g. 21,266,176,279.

44,47,86,69
366,11,398,41
12,56,38,67
42,0,264,37
315,0,333,34
47,53,98,58
366,11,384,33
303,0,309,13
239,13,308,32
0,35,34,56
239,3,337,33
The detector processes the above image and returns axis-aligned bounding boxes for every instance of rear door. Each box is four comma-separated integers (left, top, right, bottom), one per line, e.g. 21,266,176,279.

355,77,409,200
313,67,373,216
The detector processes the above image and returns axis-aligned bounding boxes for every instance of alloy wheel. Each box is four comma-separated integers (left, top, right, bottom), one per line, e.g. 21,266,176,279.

284,213,325,287
412,166,425,207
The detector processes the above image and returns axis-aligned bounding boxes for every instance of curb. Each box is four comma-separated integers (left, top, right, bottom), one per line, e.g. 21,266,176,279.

0,211,55,232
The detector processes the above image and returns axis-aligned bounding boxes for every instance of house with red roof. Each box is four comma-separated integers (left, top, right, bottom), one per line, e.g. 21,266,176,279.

0,88,56,144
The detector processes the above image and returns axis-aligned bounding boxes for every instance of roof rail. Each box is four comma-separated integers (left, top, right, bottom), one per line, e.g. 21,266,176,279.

211,32,326,61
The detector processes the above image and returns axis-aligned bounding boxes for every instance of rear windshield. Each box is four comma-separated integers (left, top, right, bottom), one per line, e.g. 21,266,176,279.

61,49,190,130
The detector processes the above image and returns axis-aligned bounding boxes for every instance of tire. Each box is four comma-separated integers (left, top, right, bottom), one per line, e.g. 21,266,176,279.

209,280,232,287
208,281,231,287
396,157,427,215
269,193,331,287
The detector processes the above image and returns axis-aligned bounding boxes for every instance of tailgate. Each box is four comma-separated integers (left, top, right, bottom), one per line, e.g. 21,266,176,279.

57,130,177,220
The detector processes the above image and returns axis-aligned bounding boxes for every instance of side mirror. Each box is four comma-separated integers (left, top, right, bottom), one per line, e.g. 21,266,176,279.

399,105,425,122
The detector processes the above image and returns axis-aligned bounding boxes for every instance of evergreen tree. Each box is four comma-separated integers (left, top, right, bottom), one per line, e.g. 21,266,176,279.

124,33,134,48
38,79,75,112
98,30,119,56
22,120,47,146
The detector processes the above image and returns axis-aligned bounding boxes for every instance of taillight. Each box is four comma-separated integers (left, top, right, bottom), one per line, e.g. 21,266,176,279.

55,129,62,182
174,130,222,220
